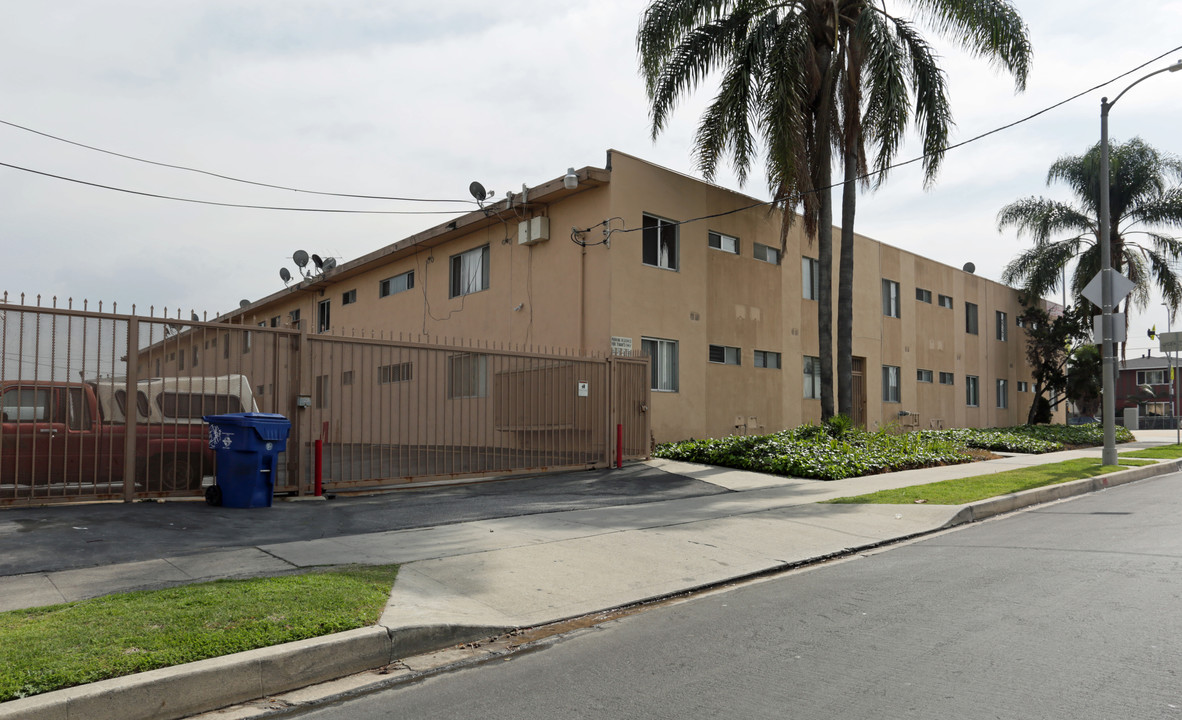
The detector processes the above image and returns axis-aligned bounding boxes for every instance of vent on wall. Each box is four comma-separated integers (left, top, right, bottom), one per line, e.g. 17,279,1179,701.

518,217,550,246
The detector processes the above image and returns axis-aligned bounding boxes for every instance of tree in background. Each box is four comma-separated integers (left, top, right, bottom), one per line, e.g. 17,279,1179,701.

638,0,1030,420
1017,299,1092,424
1066,344,1103,419
1000,138,1182,358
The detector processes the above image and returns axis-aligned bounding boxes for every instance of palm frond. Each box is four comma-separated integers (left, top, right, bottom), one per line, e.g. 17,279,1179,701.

906,0,1032,90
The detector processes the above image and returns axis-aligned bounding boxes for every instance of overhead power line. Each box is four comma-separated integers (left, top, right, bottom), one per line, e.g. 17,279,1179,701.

597,46,1182,238
0,160,467,215
0,118,476,204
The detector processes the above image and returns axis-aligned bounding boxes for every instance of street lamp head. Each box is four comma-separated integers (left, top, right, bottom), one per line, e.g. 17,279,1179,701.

1169,59,1182,72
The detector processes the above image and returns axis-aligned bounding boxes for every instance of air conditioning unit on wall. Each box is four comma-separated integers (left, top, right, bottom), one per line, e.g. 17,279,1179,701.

518,216,550,246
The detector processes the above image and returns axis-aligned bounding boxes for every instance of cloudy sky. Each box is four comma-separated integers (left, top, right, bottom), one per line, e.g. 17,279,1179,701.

1,1,1180,356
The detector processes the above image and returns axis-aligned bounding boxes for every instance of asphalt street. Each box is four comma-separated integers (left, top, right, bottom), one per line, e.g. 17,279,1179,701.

0,463,723,576
289,471,1182,720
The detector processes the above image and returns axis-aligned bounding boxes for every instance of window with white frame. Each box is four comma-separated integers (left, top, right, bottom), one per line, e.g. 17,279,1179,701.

938,294,953,309
708,344,741,365
803,356,822,399
939,371,955,385
642,214,678,270
447,354,488,399
996,378,1008,408
642,337,679,392
996,311,1008,341
802,256,819,300
966,302,979,334
380,271,414,298
754,243,780,265
882,279,901,318
882,365,901,402
916,288,932,303
966,375,980,406
708,231,739,254
917,369,933,383
317,299,331,333
450,246,490,297
1017,380,1028,392
1138,370,1169,385
754,350,781,369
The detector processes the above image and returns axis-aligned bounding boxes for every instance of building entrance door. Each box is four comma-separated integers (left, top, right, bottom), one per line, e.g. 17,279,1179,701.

851,357,867,428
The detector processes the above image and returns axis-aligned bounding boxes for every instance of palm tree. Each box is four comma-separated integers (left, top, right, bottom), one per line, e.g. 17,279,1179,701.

1000,138,1182,351
638,0,1031,421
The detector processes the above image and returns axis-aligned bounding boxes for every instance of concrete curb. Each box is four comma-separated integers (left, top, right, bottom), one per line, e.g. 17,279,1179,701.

945,457,1182,527
3,457,1178,720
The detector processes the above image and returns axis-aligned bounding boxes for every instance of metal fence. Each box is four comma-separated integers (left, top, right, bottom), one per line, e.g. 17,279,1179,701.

1,294,650,506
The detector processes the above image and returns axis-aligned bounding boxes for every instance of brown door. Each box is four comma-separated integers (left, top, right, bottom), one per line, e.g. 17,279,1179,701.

851,358,867,428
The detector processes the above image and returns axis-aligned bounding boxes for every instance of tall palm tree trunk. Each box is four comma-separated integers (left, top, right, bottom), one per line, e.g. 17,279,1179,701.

838,147,856,418
815,45,837,421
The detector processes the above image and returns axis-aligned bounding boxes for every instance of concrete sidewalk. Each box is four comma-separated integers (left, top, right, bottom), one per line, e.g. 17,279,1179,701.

3,434,1180,720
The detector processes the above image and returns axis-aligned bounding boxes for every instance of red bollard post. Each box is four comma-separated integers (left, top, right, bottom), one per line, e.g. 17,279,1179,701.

314,439,323,497
616,423,623,468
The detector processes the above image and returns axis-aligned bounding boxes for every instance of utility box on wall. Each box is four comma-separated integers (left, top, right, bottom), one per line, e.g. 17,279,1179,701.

518,216,550,246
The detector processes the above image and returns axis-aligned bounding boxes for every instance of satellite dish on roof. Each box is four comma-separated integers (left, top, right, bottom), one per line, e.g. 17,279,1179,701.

191,312,200,322
469,181,487,202
293,250,309,268
323,257,337,270
239,299,251,308
963,262,976,274
312,253,324,270
280,267,292,284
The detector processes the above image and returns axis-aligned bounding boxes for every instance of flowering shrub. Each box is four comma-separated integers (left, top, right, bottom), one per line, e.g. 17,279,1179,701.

653,423,1133,481
654,425,970,481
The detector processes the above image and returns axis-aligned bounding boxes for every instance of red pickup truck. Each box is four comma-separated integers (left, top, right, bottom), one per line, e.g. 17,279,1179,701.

1,376,254,494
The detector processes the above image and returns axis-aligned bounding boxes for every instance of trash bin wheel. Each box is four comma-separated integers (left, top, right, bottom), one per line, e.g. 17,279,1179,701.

205,485,223,507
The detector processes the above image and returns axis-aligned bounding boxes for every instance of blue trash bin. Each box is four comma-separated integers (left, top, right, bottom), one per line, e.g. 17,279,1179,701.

202,412,291,508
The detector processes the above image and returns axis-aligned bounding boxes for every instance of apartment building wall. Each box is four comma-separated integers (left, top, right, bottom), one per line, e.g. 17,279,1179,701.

176,149,1050,444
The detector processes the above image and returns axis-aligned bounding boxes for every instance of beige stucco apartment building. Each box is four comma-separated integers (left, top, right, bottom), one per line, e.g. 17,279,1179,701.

192,150,1046,443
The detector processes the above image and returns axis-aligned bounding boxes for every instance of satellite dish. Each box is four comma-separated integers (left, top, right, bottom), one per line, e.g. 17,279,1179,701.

191,312,200,322
312,253,324,270
239,299,250,308
323,257,337,270
963,262,976,274
280,267,292,283
293,250,309,268
469,181,487,202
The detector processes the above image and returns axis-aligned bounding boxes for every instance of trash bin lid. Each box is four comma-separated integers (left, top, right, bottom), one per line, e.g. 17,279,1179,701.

203,412,289,426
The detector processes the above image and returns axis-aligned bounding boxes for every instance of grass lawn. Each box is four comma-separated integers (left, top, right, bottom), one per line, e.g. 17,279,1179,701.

0,564,398,702
824,458,1154,506
1120,444,1182,459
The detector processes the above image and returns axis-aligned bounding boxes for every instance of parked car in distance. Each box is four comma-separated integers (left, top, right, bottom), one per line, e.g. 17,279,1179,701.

1067,415,1099,425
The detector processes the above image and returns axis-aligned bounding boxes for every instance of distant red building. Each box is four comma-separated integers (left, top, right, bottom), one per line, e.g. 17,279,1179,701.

1117,354,1179,421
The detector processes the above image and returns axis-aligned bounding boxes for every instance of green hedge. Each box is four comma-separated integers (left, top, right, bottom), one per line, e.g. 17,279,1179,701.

653,422,1133,481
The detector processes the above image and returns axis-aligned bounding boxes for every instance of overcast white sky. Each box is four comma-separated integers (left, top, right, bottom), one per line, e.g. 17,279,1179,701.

1,1,1180,356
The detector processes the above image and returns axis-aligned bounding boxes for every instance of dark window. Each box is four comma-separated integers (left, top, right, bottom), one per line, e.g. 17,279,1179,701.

380,271,415,298
342,289,357,305
708,344,741,365
447,354,488,398
708,231,738,254
754,350,781,369
966,303,979,335
754,243,780,265
378,362,414,384
642,214,678,270
450,247,490,297
317,299,331,333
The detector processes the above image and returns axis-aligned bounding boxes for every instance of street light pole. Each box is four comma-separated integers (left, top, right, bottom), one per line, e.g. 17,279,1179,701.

1098,59,1182,466
1168,305,1179,445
